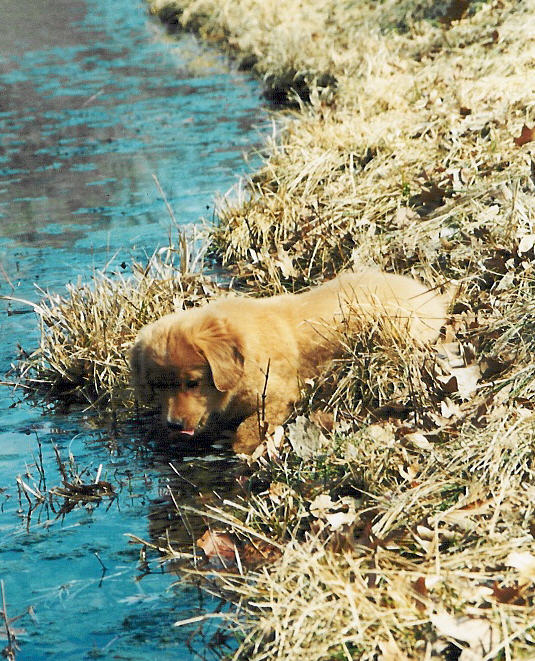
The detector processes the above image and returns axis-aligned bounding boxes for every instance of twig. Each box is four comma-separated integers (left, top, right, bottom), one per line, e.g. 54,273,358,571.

1,580,15,660
52,445,68,483
174,612,233,628
256,359,270,441
94,552,107,573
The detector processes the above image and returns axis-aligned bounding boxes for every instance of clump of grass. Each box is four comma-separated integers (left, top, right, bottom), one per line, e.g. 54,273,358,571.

188,0,535,296
11,234,222,408
299,313,440,426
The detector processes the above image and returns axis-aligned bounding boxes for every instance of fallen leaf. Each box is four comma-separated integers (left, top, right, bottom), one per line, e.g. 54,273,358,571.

439,0,470,24
287,416,327,458
416,181,448,209
479,356,513,380
325,509,357,531
514,124,535,147
394,206,419,228
250,441,267,462
310,493,335,517
270,425,285,448
506,550,535,581
310,494,359,531
450,364,481,399
197,530,237,560
367,423,396,445
242,539,281,567
492,581,526,605
517,233,535,255
431,612,496,659
310,409,335,432
275,247,297,278
436,374,460,394
412,576,428,612
404,432,432,450
398,461,420,482
437,341,465,368
265,435,282,461
416,525,434,541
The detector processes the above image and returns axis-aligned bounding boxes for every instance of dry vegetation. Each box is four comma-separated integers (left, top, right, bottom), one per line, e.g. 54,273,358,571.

12,0,535,658
11,233,220,407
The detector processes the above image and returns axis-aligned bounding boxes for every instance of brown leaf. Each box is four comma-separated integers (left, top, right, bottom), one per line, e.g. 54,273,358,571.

440,0,471,24
310,409,335,432
242,540,282,567
436,374,460,394
514,124,535,147
492,581,526,606
480,356,513,380
197,530,237,560
418,181,447,207
412,576,428,612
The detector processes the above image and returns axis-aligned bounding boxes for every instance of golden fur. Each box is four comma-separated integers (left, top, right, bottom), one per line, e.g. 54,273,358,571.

130,270,448,453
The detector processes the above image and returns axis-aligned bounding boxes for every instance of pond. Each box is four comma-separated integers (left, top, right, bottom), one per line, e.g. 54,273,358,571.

0,0,268,658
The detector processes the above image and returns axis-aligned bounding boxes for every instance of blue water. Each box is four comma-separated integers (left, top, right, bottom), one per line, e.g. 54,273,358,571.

0,0,267,657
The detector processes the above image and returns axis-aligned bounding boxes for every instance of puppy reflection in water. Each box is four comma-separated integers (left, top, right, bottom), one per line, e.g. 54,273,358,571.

130,270,448,453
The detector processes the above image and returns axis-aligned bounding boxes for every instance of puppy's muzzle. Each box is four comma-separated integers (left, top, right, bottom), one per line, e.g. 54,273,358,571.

167,415,195,436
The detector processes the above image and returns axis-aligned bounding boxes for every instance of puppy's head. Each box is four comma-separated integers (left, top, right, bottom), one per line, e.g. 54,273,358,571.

130,309,244,438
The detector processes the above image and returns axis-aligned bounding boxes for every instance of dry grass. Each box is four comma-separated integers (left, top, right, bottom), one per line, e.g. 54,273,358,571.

152,0,535,294
12,0,535,658
149,402,535,659
10,230,221,408
141,0,535,658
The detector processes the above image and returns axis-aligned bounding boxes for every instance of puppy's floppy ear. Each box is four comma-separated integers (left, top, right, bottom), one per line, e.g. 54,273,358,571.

194,316,244,392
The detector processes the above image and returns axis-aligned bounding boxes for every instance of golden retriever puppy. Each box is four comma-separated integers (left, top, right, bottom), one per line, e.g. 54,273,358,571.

130,270,448,453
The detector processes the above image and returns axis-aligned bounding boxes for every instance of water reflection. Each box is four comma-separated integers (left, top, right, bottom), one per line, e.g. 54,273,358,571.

0,0,267,657
0,0,265,255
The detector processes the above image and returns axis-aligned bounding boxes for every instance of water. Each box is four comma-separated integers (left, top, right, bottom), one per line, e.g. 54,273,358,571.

0,0,268,657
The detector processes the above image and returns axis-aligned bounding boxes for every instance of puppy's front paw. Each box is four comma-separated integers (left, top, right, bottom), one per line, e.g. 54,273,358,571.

231,416,264,455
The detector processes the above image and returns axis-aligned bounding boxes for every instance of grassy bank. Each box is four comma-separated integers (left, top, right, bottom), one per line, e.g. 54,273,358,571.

146,1,535,658
15,0,535,658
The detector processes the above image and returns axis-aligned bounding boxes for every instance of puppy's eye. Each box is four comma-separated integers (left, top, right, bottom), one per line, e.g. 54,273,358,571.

186,379,200,390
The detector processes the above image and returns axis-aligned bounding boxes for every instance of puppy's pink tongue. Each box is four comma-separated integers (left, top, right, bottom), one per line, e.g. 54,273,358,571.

181,429,195,436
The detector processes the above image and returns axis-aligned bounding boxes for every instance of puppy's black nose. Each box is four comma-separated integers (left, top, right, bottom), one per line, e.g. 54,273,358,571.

167,418,184,431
